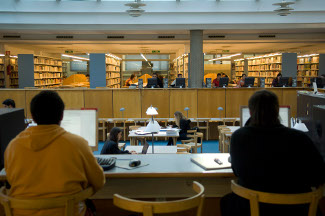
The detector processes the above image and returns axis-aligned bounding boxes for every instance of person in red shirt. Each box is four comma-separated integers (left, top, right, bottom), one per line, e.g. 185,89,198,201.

212,73,221,88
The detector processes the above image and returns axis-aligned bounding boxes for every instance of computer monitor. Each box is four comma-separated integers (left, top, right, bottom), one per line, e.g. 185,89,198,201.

0,108,25,169
279,77,290,87
147,78,158,88
240,106,291,128
60,109,98,151
243,77,255,87
176,78,186,88
314,77,325,88
219,77,229,88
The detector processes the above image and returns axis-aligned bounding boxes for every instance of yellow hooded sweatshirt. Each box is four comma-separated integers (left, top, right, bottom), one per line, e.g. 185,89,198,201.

4,125,105,216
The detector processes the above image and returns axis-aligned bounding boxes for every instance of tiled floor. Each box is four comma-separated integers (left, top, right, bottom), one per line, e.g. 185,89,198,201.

93,140,220,155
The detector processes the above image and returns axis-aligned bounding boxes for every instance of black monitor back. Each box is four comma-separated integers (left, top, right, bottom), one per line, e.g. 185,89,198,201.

0,108,25,169
176,78,186,88
147,78,158,88
279,77,290,87
219,77,229,87
244,77,255,87
314,77,325,88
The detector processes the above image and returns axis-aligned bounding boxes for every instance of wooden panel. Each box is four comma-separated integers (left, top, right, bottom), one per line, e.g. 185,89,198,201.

197,89,226,118
0,89,26,115
281,88,304,117
25,90,43,118
141,89,170,118
84,89,113,118
225,88,256,117
55,89,85,109
113,89,141,118
169,89,197,118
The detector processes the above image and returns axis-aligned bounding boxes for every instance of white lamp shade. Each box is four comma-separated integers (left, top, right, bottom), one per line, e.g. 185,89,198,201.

184,107,190,111
146,106,158,115
144,120,161,133
293,122,309,132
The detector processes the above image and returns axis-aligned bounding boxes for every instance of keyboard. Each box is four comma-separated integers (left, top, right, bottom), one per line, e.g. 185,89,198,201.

96,157,116,171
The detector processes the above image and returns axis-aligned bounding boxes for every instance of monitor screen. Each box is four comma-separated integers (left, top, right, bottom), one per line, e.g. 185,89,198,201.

176,78,186,88
244,77,255,87
240,106,291,127
147,78,158,88
279,77,290,87
0,108,25,169
60,110,98,149
219,77,229,87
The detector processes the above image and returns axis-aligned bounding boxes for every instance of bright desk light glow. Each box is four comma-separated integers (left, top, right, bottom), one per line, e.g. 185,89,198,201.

293,120,309,132
146,106,158,115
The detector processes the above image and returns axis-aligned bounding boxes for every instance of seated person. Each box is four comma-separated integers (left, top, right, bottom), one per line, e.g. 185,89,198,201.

237,74,246,87
125,74,136,86
101,127,135,154
171,74,183,86
221,90,325,216
272,73,282,87
2,99,15,108
212,73,221,88
167,111,191,146
152,72,163,88
5,90,105,216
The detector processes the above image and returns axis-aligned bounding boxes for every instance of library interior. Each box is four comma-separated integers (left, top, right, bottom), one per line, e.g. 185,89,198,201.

0,0,325,216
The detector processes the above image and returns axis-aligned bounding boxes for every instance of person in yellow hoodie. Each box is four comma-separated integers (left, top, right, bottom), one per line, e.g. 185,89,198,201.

4,90,105,216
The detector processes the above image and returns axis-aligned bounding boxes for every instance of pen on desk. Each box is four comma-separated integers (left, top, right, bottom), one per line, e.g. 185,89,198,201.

214,158,223,165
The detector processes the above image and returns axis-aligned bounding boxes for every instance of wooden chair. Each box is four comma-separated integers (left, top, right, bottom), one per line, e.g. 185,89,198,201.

222,118,237,126
231,180,324,216
98,118,108,141
219,128,230,152
113,181,205,216
196,118,210,140
181,133,203,153
0,187,94,216
217,125,228,152
222,131,233,153
177,144,191,153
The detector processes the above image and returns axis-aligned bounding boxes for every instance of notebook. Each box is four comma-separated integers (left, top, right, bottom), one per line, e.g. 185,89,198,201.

191,155,231,170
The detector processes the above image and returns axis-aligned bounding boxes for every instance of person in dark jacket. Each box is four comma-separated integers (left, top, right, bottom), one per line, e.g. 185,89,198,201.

221,90,325,216
101,127,132,154
272,73,282,87
167,111,191,146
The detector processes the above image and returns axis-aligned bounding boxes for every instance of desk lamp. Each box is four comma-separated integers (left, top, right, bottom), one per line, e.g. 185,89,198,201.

218,107,224,118
120,108,125,119
144,106,160,153
293,119,309,132
184,107,190,118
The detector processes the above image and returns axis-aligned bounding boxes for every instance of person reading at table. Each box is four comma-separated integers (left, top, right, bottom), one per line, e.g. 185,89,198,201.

221,90,325,216
101,127,136,154
167,111,191,146
4,90,105,216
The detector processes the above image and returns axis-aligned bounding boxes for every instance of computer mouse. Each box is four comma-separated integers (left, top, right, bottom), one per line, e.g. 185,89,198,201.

129,159,141,167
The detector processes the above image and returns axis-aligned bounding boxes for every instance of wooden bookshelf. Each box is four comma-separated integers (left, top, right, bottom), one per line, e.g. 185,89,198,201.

173,54,188,85
0,56,5,88
105,55,121,88
247,54,283,87
235,59,245,80
297,55,319,87
33,56,63,88
9,57,19,88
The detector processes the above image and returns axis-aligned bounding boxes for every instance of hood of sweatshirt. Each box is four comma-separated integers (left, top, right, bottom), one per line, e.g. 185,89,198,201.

14,125,66,152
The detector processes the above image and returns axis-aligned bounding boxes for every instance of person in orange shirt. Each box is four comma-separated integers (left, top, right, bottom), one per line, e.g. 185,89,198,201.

5,91,105,216
125,74,136,86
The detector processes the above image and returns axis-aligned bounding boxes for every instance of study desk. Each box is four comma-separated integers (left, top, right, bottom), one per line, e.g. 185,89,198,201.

125,146,178,154
128,131,179,146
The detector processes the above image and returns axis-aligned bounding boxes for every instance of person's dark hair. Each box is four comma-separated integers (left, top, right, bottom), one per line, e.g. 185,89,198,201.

248,90,280,127
277,73,282,78
2,99,15,108
130,74,135,79
109,127,122,143
30,91,65,125
242,74,246,78
217,73,221,77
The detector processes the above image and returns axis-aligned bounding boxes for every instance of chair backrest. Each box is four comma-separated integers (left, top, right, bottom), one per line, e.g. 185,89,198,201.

196,132,203,146
0,187,94,216
113,181,205,216
231,180,323,216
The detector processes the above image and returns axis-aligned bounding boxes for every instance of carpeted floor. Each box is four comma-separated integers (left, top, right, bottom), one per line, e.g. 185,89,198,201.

93,140,220,155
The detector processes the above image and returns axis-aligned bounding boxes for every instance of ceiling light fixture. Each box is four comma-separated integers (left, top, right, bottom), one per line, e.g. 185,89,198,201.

141,53,152,67
125,0,146,17
272,1,295,16
106,53,122,61
209,53,242,61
